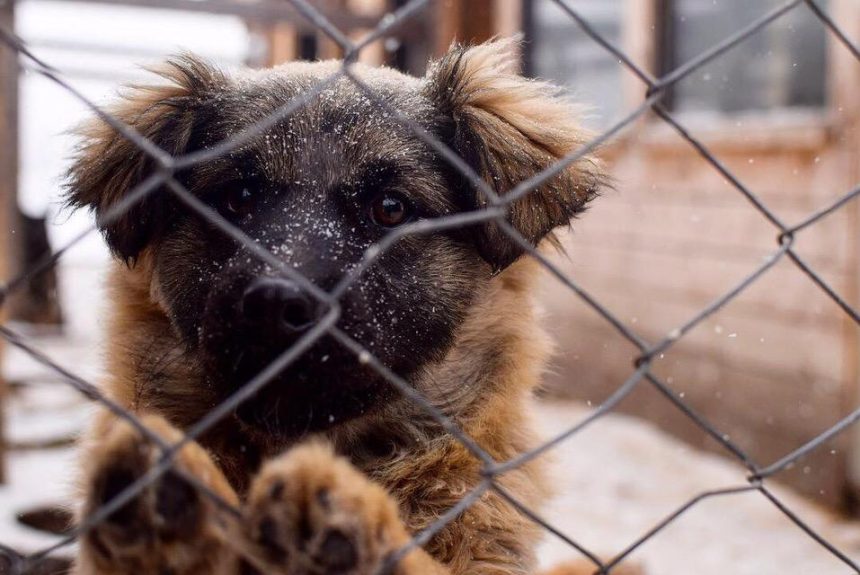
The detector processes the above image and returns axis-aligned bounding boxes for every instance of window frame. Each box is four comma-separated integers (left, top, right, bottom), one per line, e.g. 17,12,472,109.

520,0,853,151
647,0,840,148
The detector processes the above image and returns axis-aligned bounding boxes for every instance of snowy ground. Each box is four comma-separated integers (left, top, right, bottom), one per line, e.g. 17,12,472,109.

536,402,860,574
3,265,860,574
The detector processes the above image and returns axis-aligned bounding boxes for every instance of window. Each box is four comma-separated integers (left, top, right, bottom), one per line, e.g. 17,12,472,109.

663,0,828,115
525,0,624,127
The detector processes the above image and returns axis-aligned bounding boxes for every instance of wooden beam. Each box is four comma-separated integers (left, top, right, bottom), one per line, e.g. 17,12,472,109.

830,0,860,504
256,0,421,67
433,0,496,57
21,0,380,27
249,21,299,67
346,0,386,65
0,0,19,485
430,0,521,72
492,0,522,38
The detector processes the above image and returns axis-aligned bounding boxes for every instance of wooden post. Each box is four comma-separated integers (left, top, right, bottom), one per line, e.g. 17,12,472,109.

829,0,860,508
492,0,522,39
254,0,391,68
0,0,19,485
248,21,299,67
346,0,385,66
433,0,495,56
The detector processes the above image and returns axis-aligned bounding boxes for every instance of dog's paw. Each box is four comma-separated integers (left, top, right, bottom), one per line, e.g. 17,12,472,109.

78,415,238,575
241,442,413,575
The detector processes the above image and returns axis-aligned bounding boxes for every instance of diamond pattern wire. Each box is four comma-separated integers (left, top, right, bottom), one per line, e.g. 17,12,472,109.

0,0,858,573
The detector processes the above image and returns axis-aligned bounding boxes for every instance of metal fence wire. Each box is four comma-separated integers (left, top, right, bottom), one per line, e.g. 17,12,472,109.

1,0,860,573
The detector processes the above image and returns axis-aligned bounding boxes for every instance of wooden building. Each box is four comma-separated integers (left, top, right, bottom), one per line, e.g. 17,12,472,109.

527,0,860,510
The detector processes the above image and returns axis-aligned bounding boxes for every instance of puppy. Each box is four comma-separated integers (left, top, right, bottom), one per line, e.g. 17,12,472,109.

67,38,603,575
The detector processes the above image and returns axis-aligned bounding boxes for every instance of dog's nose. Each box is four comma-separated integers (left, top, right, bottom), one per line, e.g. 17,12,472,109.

241,277,316,336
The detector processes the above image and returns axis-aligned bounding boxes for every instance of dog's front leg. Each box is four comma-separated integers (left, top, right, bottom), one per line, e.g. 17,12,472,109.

238,442,449,575
74,414,241,575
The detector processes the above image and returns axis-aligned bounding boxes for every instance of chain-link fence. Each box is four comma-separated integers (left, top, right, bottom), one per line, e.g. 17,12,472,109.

1,0,859,573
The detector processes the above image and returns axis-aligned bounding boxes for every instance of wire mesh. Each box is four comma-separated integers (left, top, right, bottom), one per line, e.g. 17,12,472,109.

0,0,858,573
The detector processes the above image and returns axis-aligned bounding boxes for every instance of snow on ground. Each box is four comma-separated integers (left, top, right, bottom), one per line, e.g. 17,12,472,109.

536,402,860,574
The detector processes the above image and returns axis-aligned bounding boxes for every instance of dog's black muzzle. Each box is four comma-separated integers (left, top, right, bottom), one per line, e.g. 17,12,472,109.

238,277,319,345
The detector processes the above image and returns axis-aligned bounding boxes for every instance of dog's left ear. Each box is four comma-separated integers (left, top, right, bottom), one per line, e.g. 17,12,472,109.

423,37,604,271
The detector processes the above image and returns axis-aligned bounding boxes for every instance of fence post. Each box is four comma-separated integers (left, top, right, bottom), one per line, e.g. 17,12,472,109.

433,0,495,56
831,0,860,508
0,0,19,485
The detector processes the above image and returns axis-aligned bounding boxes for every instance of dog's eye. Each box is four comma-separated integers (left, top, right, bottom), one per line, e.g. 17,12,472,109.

369,193,412,228
217,187,256,220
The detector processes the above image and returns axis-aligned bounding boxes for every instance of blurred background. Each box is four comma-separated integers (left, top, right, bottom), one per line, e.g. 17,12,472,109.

0,1,859,573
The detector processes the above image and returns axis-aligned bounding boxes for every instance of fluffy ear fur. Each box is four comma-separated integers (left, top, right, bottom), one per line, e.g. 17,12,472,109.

65,55,226,263
424,37,604,270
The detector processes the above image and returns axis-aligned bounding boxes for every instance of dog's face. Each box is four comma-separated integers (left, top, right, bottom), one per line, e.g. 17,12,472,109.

151,66,487,436
67,40,600,439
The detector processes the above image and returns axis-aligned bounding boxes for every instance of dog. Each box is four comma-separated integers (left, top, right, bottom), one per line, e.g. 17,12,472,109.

66,37,604,575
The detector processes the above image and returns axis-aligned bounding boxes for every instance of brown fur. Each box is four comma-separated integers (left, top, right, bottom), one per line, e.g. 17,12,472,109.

70,38,624,575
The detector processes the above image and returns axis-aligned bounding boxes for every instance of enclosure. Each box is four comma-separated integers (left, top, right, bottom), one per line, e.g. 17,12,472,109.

1,0,860,574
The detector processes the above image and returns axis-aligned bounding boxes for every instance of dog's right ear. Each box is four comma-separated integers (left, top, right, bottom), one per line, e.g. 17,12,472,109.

423,38,603,271
65,55,226,264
